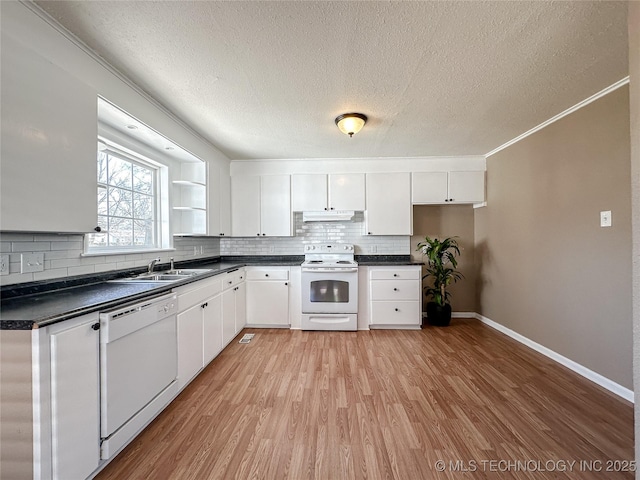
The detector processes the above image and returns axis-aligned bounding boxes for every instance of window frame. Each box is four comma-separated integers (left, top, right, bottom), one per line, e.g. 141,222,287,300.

85,138,171,255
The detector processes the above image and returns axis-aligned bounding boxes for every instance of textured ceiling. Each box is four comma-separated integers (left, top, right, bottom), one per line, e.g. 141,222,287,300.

36,1,628,160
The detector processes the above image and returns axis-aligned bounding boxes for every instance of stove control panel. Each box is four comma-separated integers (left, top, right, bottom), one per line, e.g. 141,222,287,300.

304,244,354,254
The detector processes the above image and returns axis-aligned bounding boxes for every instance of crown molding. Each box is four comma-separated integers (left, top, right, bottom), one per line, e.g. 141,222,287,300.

485,77,630,158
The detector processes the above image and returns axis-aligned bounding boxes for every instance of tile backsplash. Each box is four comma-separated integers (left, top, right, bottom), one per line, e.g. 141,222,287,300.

220,212,410,256
0,234,220,286
0,213,409,285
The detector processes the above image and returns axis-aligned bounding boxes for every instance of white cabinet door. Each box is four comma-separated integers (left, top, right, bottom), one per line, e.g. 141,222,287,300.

210,164,232,236
291,174,327,211
365,173,412,235
49,315,100,480
219,167,232,236
208,165,222,236
235,281,247,334
329,173,365,210
1,35,97,232
412,171,485,204
448,171,485,203
245,267,289,327
231,175,261,236
177,305,203,389
222,288,237,346
202,294,223,365
411,172,449,203
260,175,291,236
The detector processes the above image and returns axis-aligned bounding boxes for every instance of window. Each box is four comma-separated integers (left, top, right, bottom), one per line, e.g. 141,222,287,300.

87,146,163,252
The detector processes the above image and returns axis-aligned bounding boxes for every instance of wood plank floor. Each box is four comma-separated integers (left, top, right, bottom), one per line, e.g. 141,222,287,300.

95,319,634,480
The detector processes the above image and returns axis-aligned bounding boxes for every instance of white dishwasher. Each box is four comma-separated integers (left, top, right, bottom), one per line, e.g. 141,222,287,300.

99,292,178,459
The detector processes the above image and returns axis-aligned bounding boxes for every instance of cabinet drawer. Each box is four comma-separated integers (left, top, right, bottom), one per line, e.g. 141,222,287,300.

370,280,420,301
177,277,222,311
369,267,420,280
222,269,245,289
370,301,421,325
245,268,289,281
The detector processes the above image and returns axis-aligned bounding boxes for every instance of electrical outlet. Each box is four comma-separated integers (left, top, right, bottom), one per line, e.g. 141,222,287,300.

370,245,377,253
21,253,44,273
0,254,9,275
600,210,612,227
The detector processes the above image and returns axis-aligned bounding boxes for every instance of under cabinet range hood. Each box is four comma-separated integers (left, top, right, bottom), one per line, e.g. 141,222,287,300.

302,210,355,222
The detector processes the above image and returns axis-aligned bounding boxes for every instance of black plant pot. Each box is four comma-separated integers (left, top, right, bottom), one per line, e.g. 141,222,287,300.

426,302,452,326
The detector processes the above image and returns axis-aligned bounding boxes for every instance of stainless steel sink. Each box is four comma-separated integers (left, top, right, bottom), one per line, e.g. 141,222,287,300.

109,268,212,283
161,268,212,276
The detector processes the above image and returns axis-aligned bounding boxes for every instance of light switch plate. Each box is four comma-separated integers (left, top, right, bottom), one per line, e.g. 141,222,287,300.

21,253,44,273
600,210,612,227
0,254,9,275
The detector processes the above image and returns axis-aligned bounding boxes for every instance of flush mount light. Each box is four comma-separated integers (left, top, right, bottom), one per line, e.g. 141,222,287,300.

335,113,367,137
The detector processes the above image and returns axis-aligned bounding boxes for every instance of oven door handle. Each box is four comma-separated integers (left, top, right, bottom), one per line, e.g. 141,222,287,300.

301,267,359,273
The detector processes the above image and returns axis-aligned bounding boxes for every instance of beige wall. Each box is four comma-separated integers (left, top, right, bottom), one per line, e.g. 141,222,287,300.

411,205,476,312
475,86,633,389
0,330,33,479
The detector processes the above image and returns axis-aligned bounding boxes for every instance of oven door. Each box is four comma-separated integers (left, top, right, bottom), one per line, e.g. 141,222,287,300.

301,268,358,314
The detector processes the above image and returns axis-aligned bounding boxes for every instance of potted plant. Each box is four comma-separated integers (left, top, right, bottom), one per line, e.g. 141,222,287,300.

416,236,463,326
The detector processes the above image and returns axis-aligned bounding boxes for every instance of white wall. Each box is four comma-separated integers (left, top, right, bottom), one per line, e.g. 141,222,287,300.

1,2,230,170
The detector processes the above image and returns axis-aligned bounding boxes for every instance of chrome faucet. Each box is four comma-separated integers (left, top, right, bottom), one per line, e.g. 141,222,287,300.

170,257,175,271
147,257,161,274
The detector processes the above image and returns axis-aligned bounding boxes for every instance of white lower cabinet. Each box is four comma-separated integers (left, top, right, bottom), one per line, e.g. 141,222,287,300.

177,304,205,389
39,313,101,480
245,267,290,327
175,276,223,390
369,266,422,328
203,294,223,364
222,269,246,345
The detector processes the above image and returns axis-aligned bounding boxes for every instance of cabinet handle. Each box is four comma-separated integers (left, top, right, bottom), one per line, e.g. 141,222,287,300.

394,308,399,312
201,302,208,309
324,207,328,211
91,323,100,331
265,274,269,277
393,274,398,277
330,207,334,210
228,280,233,285
285,282,288,286
257,233,261,236
393,288,398,291
262,233,266,236
94,226,102,232
220,233,224,236
368,232,372,235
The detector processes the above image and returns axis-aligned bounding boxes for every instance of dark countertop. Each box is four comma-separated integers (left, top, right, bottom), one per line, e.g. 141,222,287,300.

0,254,422,330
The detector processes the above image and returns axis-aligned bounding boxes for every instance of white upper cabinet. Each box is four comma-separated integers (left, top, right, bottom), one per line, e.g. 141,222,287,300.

1,34,97,233
208,164,232,236
231,175,291,237
365,172,412,235
291,173,365,211
291,174,327,211
412,171,485,204
231,176,261,236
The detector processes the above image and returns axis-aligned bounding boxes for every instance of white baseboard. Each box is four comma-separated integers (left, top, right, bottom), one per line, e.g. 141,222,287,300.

475,313,634,403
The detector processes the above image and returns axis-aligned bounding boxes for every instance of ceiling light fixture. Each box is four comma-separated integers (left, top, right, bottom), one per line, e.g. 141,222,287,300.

335,113,367,137
126,124,138,130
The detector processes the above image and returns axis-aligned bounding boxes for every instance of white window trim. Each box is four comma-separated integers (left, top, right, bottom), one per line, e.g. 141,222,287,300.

85,137,171,254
